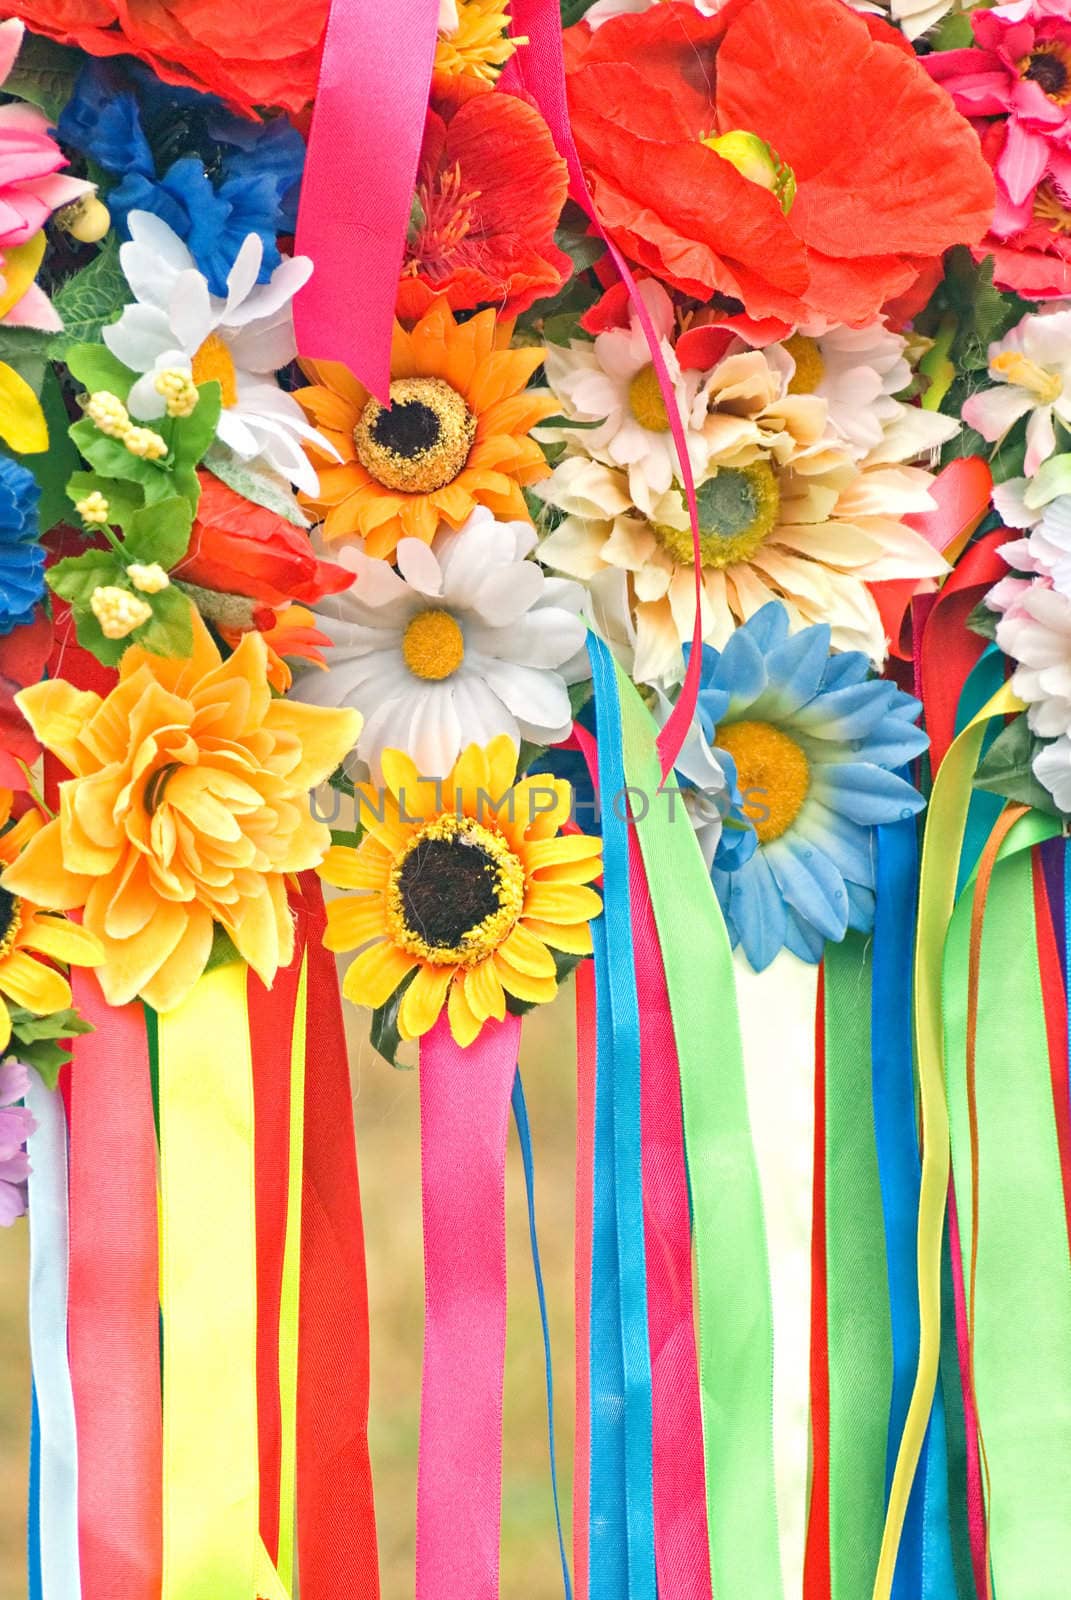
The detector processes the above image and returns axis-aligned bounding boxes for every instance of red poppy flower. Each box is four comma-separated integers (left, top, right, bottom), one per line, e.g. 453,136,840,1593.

6,0,327,112
0,607,51,791
564,0,995,330
397,75,571,322
175,473,352,609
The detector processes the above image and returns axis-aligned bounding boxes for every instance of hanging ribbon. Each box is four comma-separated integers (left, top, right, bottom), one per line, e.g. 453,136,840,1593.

805,966,830,1600
25,1069,81,1600
293,0,441,400
67,976,162,1600
606,641,784,1600
573,957,596,1600
415,1010,520,1600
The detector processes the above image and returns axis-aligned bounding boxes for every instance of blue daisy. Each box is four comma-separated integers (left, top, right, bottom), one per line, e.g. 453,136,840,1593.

686,602,927,971
0,459,44,638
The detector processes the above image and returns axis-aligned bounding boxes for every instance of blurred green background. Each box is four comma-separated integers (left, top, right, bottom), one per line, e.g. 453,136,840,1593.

0,987,578,1598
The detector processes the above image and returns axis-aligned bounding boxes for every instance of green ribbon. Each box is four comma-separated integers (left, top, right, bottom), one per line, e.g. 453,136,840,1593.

943,830,1071,1600
823,936,893,1600
615,660,784,1600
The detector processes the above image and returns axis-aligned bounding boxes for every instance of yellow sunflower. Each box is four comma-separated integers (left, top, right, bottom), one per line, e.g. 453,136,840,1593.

295,297,556,560
0,791,103,1054
435,0,516,82
319,736,603,1046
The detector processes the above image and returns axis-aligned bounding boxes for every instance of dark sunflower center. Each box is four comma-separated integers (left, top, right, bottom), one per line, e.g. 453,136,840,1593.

1025,48,1069,99
371,400,441,459
397,835,504,951
354,377,476,494
0,886,20,956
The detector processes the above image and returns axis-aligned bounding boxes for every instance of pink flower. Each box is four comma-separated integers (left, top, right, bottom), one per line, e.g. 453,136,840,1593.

0,19,92,331
0,1058,34,1226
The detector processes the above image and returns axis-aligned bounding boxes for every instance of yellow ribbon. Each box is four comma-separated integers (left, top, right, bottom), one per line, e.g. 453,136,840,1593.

871,682,1023,1600
276,953,308,1586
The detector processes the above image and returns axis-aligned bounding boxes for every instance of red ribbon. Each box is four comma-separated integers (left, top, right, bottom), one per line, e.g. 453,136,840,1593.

415,1010,520,1600
66,976,162,1600
297,875,380,1600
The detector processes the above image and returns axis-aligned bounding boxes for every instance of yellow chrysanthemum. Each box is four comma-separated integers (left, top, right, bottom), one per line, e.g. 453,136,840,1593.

435,0,517,83
0,616,362,1013
320,736,603,1046
0,792,103,1054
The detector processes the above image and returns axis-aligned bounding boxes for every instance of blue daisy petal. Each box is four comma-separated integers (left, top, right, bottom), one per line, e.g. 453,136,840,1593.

782,906,827,964
811,763,925,825
759,623,832,717
765,835,849,943
0,460,44,637
846,881,876,931
714,852,787,973
793,801,875,886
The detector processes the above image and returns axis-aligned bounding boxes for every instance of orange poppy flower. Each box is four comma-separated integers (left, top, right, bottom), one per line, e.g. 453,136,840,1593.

397,75,571,322
564,0,995,329
295,297,556,559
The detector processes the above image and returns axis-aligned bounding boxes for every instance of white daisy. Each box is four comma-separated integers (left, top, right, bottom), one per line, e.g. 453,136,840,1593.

963,308,1071,478
291,507,589,780
540,279,707,514
991,580,1071,738
104,211,332,496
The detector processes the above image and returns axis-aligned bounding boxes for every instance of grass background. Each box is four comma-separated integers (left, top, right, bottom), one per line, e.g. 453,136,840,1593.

0,984,578,1598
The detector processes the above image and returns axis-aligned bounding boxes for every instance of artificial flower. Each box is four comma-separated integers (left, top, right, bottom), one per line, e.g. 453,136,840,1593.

435,0,517,82
320,735,603,1046
103,213,331,495
0,608,50,791
0,791,103,1056
292,506,588,779
0,19,94,335
399,75,570,321
682,602,926,970
962,308,1071,475
540,279,708,509
0,1058,34,1226
175,471,352,608
990,576,1071,736
296,298,556,558
58,60,304,298
0,615,362,1012
0,459,44,639
562,0,994,331
225,604,334,694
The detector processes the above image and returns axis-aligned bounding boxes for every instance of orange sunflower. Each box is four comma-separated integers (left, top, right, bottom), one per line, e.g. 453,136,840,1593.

319,736,603,1046
0,791,103,1054
295,298,557,560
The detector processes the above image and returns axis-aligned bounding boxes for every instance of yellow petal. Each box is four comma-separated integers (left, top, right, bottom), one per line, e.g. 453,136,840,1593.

398,963,454,1040
21,913,104,968
324,894,385,952
342,939,417,1010
352,787,413,854
14,681,102,776
265,699,363,790
485,736,520,805
1,821,95,912
463,956,506,1023
448,978,483,1048
523,882,603,925
447,743,490,819
0,232,46,321
318,844,367,890
380,750,441,822
493,956,557,1007
0,363,47,453
0,1000,10,1055
498,922,557,978
138,906,215,1014
0,949,72,1015
520,917,593,956
525,834,603,871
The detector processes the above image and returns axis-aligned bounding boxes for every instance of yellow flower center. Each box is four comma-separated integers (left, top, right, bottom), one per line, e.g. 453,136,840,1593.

652,461,781,571
387,814,525,966
627,365,671,433
991,349,1063,404
716,719,810,844
0,886,22,959
402,609,465,680
1034,180,1071,235
1021,41,1071,104
191,333,238,408
783,333,825,395
354,377,476,493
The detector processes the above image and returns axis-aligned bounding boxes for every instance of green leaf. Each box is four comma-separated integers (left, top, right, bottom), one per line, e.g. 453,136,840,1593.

203,443,310,526
124,497,193,570
64,343,138,404
19,1040,70,1092
48,237,133,356
1026,450,1071,508
65,606,130,668
10,366,79,535
65,471,144,532
554,223,603,275
369,969,418,1070
70,417,166,490
560,0,598,24
973,713,1061,816
8,1006,94,1045
966,598,998,642
0,325,55,366
125,583,194,660
3,33,80,123
46,548,124,608
169,382,222,500
204,924,242,974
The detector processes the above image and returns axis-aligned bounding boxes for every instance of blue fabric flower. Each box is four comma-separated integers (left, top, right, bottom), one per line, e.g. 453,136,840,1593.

0,460,45,638
685,602,927,971
58,62,305,298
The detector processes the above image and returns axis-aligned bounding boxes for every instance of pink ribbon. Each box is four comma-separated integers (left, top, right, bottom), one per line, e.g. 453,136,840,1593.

416,1010,521,1600
293,0,440,402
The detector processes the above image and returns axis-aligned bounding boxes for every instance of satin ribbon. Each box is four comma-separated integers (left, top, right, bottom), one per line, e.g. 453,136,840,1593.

293,0,440,400
586,633,656,1600
157,962,260,1599
608,644,784,1600
276,954,308,1588
29,1384,41,1600
573,958,597,1600
415,1010,520,1600
296,877,379,1600
805,966,830,1600
25,1070,81,1600
943,824,1071,1600
505,2,706,778
67,975,162,1600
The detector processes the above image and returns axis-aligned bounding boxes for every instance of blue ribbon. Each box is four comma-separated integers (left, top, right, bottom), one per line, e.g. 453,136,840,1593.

586,633,656,1600
512,1070,573,1600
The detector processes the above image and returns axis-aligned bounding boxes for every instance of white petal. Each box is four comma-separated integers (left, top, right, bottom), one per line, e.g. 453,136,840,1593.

103,305,175,372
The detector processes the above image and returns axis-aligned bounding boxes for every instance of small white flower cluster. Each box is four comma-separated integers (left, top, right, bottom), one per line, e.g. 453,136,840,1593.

84,391,168,461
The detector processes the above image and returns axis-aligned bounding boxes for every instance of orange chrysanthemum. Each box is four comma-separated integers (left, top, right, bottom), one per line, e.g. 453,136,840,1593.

296,298,556,559
0,791,103,1055
0,616,362,1013
320,736,603,1047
